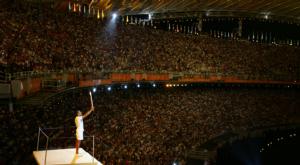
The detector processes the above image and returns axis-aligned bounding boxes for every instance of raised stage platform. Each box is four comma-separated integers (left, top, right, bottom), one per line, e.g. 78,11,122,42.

33,148,102,165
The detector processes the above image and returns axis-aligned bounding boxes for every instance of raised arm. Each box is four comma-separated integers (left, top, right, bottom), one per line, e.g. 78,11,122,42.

83,91,94,119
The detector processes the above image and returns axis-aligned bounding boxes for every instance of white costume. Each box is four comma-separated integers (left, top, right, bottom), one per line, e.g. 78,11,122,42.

75,116,84,140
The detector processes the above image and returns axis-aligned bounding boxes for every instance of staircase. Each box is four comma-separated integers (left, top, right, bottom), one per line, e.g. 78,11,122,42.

17,91,56,106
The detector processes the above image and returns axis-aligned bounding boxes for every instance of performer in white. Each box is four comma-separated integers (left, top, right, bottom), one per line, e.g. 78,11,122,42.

75,91,94,155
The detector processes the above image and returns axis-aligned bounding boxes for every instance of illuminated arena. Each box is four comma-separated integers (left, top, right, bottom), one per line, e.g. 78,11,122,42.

0,0,299,164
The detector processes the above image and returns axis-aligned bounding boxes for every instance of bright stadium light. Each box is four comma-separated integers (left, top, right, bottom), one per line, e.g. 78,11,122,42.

152,83,156,87
265,15,269,19
107,86,112,91
124,85,128,89
137,84,140,88
93,87,97,93
148,13,152,20
206,11,210,16
112,13,117,19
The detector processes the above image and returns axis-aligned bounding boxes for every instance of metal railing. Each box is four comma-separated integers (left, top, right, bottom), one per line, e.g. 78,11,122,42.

36,127,49,165
36,126,96,165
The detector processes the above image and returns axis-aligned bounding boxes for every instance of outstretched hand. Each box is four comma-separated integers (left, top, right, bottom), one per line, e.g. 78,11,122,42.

82,91,95,119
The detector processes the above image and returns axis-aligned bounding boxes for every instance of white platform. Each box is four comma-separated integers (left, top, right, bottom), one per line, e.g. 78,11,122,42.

33,148,102,165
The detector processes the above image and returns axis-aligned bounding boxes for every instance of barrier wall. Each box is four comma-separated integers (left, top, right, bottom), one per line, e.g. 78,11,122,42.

145,73,170,81
7,72,300,99
67,73,76,82
30,78,42,93
79,79,112,87
132,73,146,81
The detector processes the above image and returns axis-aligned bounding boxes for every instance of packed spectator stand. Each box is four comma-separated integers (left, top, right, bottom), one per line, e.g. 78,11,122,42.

1,6,299,81
1,84,299,164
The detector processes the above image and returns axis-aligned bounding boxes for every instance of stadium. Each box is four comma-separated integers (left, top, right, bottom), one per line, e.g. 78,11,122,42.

0,0,299,164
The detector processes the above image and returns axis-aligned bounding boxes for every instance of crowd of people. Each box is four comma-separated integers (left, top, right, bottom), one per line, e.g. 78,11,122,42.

1,85,299,164
1,7,299,80
1,5,300,165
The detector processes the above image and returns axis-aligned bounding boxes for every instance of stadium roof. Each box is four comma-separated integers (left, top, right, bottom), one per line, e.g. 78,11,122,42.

93,0,300,22
14,0,300,22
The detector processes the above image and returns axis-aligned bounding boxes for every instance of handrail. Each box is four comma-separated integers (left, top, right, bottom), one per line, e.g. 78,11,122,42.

36,126,96,165
41,126,76,130
36,128,41,151
36,127,49,165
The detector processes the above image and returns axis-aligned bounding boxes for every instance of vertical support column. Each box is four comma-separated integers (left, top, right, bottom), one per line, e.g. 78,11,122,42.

36,127,41,151
68,1,72,11
92,135,95,164
9,81,13,112
238,19,243,38
6,73,11,81
44,136,49,165
197,15,203,33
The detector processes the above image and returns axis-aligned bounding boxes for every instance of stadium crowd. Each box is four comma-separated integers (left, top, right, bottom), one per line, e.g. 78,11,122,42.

0,5,300,165
1,86,299,164
1,8,300,80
